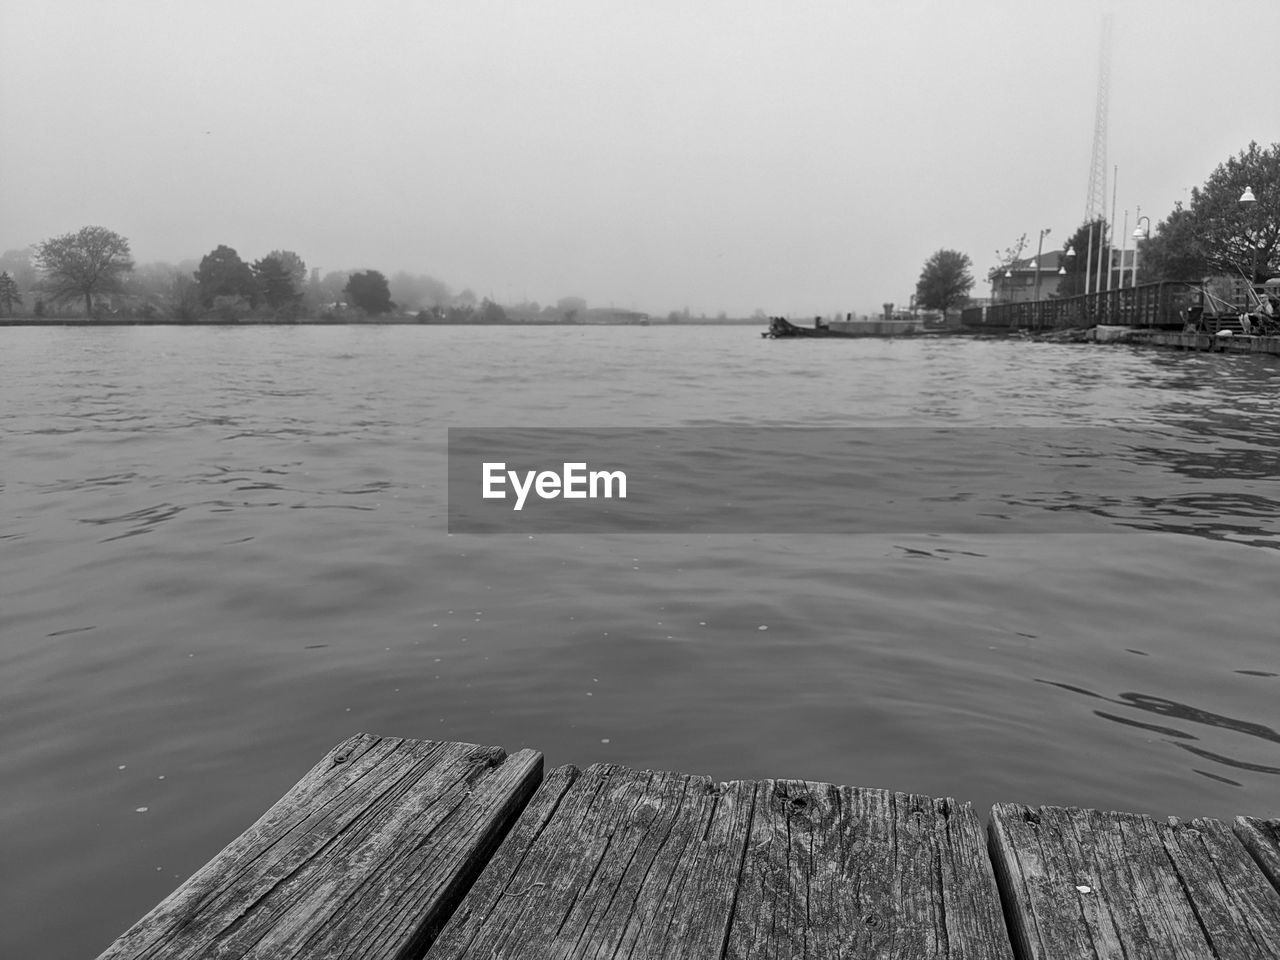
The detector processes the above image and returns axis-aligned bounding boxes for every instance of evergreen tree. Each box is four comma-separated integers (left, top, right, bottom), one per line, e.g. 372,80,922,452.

344,270,394,314
253,255,302,313
0,271,22,316
195,245,257,307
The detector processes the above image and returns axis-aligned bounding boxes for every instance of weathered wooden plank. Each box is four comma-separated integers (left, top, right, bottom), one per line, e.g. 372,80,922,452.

1236,817,1280,893
727,781,1012,959
96,735,542,960
428,766,1010,959
990,804,1280,959
427,763,755,959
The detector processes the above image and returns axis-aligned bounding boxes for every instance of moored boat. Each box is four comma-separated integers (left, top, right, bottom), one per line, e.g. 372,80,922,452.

761,316,858,338
762,315,927,338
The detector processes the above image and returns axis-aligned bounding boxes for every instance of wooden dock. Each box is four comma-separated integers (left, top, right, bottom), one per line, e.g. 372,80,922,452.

1146,330,1280,355
96,735,1280,959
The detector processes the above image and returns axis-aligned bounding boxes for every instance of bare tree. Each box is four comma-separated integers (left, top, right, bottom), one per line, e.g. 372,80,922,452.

34,226,134,316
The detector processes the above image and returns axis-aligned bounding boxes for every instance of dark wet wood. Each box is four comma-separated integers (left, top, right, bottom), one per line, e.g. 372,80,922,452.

428,765,1011,959
989,804,1280,959
96,734,542,960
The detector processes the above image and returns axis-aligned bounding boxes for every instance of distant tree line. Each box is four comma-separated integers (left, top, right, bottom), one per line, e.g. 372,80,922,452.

0,233,649,324
0,231,499,321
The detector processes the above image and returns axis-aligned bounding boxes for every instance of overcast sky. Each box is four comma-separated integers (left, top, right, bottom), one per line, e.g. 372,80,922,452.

1,0,1275,316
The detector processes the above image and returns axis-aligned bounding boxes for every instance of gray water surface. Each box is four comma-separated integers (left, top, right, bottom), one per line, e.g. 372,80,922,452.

2,325,1278,958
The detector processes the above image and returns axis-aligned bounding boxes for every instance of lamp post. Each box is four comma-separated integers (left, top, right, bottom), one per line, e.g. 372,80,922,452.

1058,245,1075,291
1033,228,1050,302
1132,214,1150,287
1083,222,1097,296
1240,186,1258,301
1118,209,1130,290
1003,268,1013,303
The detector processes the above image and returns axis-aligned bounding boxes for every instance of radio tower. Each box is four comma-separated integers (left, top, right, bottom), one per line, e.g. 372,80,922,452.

1084,15,1112,221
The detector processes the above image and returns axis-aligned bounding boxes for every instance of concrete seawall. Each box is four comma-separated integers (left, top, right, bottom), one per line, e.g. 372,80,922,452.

1084,325,1280,355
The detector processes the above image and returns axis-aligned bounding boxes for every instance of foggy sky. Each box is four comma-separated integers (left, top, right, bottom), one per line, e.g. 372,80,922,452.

1,0,1275,317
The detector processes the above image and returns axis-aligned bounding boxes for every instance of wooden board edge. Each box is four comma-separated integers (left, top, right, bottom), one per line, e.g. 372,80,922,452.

934,796,1018,960
1234,817,1280,895
425,763,582,958
397,746,547,960
987,803,1044,960
94,737,532,960
95,735,395,959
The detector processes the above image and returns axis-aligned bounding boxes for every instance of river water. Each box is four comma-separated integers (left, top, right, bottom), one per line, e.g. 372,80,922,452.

2,324,1278,958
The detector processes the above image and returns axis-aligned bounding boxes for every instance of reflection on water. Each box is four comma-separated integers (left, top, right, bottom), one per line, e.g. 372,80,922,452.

1036,679,1280,784
2,327,1280,959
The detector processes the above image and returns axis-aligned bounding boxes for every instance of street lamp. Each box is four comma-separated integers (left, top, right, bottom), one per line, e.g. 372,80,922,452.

1240,185,1259,293
1033,228,1050,301
1132,215,1150,287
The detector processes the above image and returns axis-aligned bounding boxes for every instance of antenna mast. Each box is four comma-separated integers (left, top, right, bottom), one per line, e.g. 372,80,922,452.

1084,15,1112,221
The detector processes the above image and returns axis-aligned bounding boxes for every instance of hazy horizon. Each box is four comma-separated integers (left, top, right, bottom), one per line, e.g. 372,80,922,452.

2,0,1275,317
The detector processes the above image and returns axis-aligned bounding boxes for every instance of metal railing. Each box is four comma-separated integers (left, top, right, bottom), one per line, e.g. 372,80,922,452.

961,280,1206,331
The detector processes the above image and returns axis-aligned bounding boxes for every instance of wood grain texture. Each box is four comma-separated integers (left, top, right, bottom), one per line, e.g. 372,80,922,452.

427,763,755,959
990,804,1280,959
96,734,542,960
428,767,1010,959
727,781,1012,960
1236,817,1280,893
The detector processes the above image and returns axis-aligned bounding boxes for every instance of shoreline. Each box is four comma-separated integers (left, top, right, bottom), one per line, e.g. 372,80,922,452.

0,317,755,327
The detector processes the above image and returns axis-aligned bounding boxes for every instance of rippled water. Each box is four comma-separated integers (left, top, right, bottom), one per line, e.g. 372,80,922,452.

2,325,1278,958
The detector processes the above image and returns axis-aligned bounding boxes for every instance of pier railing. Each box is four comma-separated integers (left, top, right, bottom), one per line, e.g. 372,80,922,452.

961,279,1205,332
